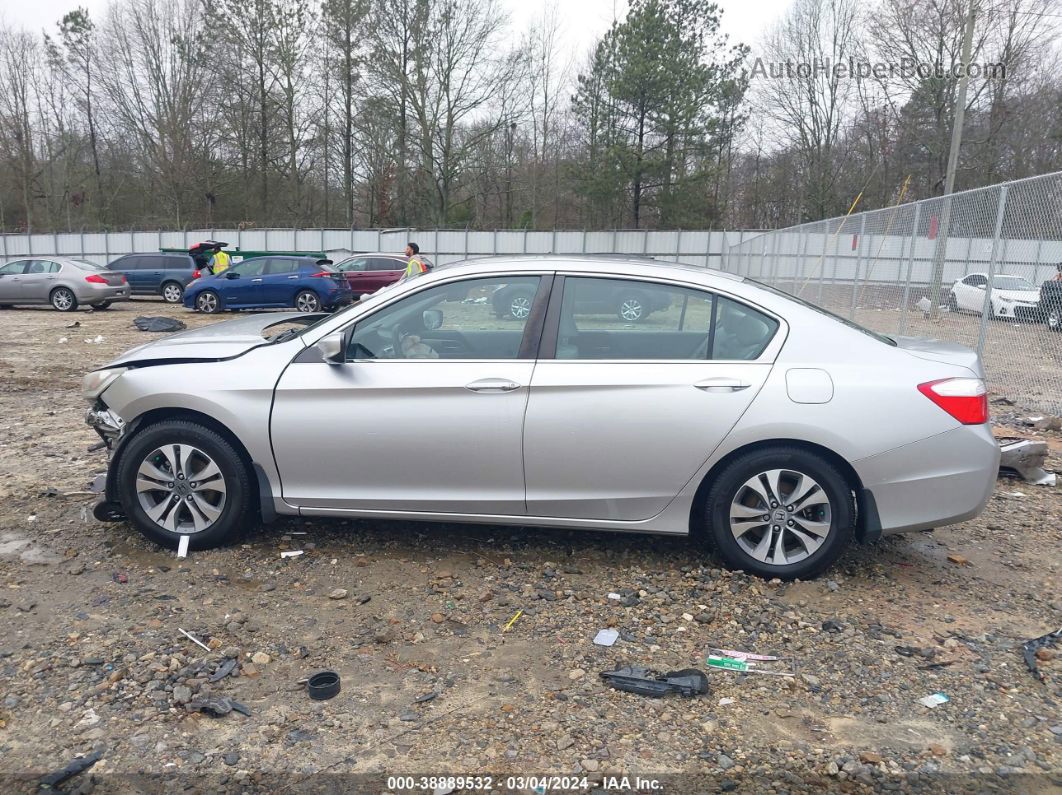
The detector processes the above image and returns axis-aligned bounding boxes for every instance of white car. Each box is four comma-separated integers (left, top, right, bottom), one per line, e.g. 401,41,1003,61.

948,273,1040,320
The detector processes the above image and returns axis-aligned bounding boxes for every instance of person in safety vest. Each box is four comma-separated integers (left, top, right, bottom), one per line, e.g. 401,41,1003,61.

209,244,232,275
403,242,429,280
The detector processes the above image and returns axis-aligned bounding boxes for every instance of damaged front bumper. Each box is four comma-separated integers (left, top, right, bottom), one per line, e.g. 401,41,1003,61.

85,404,128,521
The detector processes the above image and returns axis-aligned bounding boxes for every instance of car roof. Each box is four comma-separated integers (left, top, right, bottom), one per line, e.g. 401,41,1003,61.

434,255,744,284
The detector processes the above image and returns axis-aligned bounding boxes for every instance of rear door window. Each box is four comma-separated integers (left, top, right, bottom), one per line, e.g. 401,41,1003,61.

264,258,298,275
370,258,402,271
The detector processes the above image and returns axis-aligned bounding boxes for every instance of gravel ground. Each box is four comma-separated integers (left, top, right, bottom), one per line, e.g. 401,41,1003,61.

0,300,1060,794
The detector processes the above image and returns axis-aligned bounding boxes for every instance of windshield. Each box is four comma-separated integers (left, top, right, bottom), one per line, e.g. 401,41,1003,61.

750,279,897,346
992,276,1035,290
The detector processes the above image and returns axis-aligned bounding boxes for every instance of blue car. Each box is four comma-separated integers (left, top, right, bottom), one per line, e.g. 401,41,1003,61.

184,256,352,314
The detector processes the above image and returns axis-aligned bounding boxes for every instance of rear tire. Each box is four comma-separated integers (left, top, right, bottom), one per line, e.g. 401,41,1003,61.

616,292,648,323
1047,307,1062,332
92,301,112,310
115,420,254,550
295,290,321,313
161,282,185,303
703,446,854,580
50,287,78,312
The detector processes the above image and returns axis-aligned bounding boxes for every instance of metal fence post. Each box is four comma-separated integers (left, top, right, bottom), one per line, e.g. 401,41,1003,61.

768,233,780,285
796,225,809,295
850,214,867,320
976,186,1009,356
816,221,827,303
898,203,922,336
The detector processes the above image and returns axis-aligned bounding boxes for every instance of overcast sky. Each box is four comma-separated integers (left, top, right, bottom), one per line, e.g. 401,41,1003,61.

3,0,789,65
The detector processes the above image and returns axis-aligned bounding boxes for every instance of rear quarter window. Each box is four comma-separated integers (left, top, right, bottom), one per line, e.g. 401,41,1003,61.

712,297,780,360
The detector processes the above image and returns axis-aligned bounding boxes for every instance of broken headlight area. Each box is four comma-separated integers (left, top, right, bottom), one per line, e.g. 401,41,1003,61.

85,402,127,451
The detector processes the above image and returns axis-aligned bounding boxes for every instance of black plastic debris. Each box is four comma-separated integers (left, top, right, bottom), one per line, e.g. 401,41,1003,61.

1023,626,1062,682
208,657,238,683
133,316,187,333
599,666,709,698
39,749,103,793
186,697,251,717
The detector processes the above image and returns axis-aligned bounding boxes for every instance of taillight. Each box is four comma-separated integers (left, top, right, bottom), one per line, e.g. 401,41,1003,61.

85,274,107,284
917,378,988,424
311,271,332,278
192,269,201,280
120,275,127,283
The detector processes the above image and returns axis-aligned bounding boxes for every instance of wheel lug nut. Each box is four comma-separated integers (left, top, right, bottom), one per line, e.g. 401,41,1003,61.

770,502,778,508
190,482,197,488
761,515,769,521
167,482,174,489
172,495,179,502
177,474,185,480
772,525,780,531
786,505,794,511
787,520,794,526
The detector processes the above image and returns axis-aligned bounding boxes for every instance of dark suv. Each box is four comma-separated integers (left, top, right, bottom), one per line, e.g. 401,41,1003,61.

107,253,199,303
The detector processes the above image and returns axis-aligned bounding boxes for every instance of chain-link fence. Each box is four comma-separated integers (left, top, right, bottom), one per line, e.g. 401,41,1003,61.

723,172,1062,416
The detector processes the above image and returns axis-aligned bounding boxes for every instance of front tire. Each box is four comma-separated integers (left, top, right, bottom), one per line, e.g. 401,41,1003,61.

704,446,854,580
196,290,221,313
115,420,254,550
295,290,321,313
51,287,78,312
161,282,185,303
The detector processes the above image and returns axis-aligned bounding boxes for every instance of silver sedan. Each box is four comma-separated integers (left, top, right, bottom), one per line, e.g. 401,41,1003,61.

0,257,130,311
82,257,998,579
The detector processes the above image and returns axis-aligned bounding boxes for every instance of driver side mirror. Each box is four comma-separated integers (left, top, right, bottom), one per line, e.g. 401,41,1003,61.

226,271,240,279
423,309,443,331
314,331,346,364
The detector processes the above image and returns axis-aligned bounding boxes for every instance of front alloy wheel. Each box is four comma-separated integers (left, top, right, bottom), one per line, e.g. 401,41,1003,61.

196,291,220,313
116,420,253,550
135,444,227,534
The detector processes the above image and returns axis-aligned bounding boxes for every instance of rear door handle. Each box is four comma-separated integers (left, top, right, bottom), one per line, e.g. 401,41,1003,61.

251,278,263,283
465,378,521,393
288,275,299,279
694,377,750,393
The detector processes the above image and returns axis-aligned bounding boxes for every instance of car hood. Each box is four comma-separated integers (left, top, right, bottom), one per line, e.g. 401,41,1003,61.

103,312,311,367
993,288,1039,302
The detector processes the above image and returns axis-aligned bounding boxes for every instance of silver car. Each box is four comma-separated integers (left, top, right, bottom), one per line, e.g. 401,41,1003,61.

0,257,130,311
82,257,998,579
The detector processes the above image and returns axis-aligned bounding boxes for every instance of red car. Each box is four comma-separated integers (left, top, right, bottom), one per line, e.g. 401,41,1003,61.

333,253,433,297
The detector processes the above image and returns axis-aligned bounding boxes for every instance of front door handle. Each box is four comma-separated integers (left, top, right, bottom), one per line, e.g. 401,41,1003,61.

465,378,521,393
251,278,263,283
694,377,750,393
288,275,299,279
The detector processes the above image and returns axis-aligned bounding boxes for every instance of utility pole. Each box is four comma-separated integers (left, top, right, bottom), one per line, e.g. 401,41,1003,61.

929,4,976,317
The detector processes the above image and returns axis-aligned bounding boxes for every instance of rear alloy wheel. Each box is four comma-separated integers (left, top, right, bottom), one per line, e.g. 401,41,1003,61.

1047,307,1062,331
162,282,184,303
116,420,253,550
50,287,78,312
196,290,221,313
617,293,647,322
295,290,321,313
507,291,534,320
705,447,853,579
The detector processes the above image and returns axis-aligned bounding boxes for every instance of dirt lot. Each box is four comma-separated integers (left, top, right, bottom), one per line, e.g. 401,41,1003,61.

0,300,1060,794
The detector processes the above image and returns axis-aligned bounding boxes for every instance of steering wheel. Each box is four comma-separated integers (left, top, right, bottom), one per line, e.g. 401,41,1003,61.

391,323,408,358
